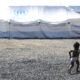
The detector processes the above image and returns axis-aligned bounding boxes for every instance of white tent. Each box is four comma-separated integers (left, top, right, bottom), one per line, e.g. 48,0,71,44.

0,6,80,38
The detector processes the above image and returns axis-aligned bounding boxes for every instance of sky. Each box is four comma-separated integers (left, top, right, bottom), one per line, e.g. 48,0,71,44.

0,0,80,7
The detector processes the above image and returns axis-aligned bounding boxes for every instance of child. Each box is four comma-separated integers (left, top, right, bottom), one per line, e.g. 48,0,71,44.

68,42,80,74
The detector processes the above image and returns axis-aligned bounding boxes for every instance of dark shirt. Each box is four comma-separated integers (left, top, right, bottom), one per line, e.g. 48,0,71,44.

69,50,80,58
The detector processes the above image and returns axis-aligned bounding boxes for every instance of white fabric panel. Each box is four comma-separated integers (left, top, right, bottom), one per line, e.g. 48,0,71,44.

9,23,40,32
0,21,9,32
10,6,39,22
39,6,68,22
0,22,80,38
69,19,80,26
9,6,80,23
8,23,71,38
0,21,9,37
9,23,43,38
70,25,80,37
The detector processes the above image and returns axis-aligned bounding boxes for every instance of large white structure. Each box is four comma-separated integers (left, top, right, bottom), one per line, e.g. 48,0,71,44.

0,6,80,38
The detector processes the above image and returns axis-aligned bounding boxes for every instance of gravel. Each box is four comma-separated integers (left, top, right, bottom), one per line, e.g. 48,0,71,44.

0,39,80,80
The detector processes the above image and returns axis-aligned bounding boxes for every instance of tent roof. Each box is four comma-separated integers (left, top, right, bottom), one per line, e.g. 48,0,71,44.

9,6,80,24
0,6,80,24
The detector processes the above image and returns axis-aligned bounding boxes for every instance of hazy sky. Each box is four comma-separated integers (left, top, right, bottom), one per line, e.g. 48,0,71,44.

0,0,80,6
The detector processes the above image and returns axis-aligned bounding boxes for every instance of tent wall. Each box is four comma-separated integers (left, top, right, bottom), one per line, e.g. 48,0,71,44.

0,22,80,38
70,25,80,38
0,22,9,38
8,23,71,38
0,6,80,38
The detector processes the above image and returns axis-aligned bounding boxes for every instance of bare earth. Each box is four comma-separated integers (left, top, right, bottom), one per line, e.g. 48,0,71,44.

0,39,80,80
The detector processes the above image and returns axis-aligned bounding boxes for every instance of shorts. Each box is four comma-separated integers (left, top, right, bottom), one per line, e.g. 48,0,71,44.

71,57,78,62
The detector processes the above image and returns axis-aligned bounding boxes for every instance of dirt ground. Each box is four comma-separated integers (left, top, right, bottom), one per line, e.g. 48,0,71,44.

0,39,80,80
